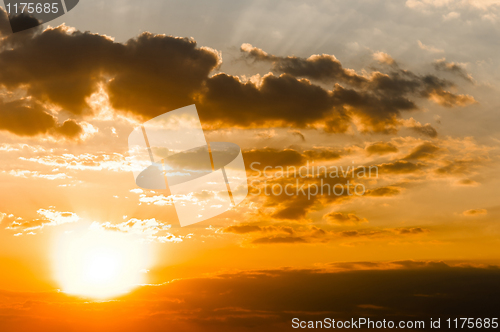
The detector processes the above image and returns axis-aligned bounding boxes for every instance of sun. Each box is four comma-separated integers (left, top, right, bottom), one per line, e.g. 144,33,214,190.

53,228,150,299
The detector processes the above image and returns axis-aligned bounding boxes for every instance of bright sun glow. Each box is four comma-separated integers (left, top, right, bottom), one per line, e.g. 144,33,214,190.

54,229,150,299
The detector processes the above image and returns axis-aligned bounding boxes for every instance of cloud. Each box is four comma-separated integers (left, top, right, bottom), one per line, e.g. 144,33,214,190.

199,73,340,129
107,34,221,119
251,236,308,244
0,261,498,331
90,218,183,243
443,11,461,20
404,142,441,160
406,0,500,12
434,58,474,82
339,230,386,238
221,223,365,245
0,11,44,48
0,17,221,117
395,227,428,235
239,44,474,133
427,88,476,107
0,14,220,138
0,99,86,139
244,148,305,168
365,186,401,197
0,8,10,37
223,221,430,246
7,169,71,180
6,208,80,233
270,194,318,220
0,12,477,139
37,209,80,224
377,160,425,174
457,179,479,186
224,224,294,235
434,159,478,176
224,224,268,234
20,153,131,172
288,129,306,141
462,208,487,216
241,43,366,84
0,143,46,153
390,259,449,269
244,147,345,170
325,212,368,225
418,40,444,53
246,174,355,222
402,118,438,138
372,51,395,65
365,142,399,155
243,136,490,224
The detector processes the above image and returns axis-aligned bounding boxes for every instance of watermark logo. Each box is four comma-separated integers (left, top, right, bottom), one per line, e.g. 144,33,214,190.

248,161,378,199
128,105,248,227
4,0,79,33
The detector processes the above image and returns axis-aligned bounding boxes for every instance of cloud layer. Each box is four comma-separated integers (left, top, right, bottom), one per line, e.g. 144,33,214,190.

0,262,498,331
0,9,476,140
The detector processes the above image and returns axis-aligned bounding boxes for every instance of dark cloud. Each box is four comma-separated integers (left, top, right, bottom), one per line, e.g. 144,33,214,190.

271,194,317,220
435,160,476,176
107,33,221,118
223,221,430,246
0,9,10,37
247,177,349,222
329,261,384,270
0,22,220,117
404,142,440,160
395,227,428,235
303,148,343,160
0,16,477,138
198,73,337,129
241,43,366,85
224,224,263,234
248,226,329,244
365,142,398,155
0,11,44,48
462,209,487,216
241,44,476,119
434,58,474,83
54,119,84,138
224,224,294,235
457,179,478,186
244,147,345,170
0,99,84,138
289,130,306,141
329,83,416,133
3,261,498,332
406,121,438,138
7,14,41,35
365,186,401,197
0,25,116,114
390,260,449,269
325,212,367,225
244,148,304,169
339,230,385,238
378,160,425,174
252,236,307,244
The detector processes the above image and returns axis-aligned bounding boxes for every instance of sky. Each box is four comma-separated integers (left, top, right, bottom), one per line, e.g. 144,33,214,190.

0,0,499,331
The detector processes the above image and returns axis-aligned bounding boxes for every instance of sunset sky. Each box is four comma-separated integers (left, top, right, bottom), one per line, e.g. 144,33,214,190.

0,0,499,330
